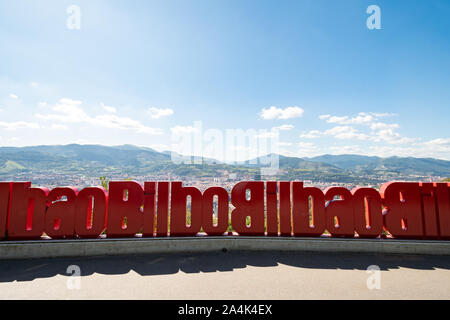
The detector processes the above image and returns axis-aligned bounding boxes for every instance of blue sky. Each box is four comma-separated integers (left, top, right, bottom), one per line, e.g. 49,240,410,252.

0,0,449,160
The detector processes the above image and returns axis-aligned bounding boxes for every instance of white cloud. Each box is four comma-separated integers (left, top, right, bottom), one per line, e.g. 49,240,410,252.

94,114,164,134
273,124,294,131
36,98,88,123
31,82,38,87
291,137,450,159
260,106,304,120
326,115,351,124
320,112,397,126
329,145,362,154
370,122,400,130
148,107,174,119
100,103,116,113
300,130,322,139
296,141,320,157
426,138,450,146
417,138,450,159
372,129,415,144
325,126,370,140
0,136,21,144
370,112,397,118
36,98,163,135
255,131,279,139
170,125,199,135
317,111,414,145
149,144,169,152
325,113,374,125
0,121,40,130
366,145,419,158
320,137,450,160
49,124,68,130
74,139,89,145
10,94,18,99
298,142,315,148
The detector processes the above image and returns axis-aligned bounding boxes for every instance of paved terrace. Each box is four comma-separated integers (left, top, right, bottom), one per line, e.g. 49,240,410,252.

0,250,449,299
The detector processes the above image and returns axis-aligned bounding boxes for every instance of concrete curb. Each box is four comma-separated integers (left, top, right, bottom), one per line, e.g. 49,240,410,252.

1,236,450,260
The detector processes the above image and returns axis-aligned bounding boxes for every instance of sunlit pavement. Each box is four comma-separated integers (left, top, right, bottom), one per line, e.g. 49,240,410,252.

0,251,449,299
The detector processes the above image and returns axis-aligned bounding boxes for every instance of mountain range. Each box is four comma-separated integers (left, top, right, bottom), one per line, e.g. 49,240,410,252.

0,144,448,185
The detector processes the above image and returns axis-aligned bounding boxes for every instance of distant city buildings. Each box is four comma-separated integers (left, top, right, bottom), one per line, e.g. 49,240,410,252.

5,171,443,192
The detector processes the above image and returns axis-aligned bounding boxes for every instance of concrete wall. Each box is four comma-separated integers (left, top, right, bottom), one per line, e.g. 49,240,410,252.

1,236,450,260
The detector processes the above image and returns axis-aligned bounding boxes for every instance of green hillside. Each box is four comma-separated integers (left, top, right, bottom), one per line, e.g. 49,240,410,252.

0,160,26,173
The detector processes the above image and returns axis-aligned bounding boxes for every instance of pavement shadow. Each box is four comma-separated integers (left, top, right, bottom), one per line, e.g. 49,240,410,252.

1,250,450,283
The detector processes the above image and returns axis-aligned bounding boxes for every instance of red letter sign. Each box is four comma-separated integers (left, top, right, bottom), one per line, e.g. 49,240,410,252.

381,182,423,239
171,182,203,236
324,187,354,237
202,187,229,236
45,187,78,239
107,181,144,238
75,187,108,238
8,183,49,240
352,188,383,238
0,182,12,239
292,182,326,237
231,182,264,236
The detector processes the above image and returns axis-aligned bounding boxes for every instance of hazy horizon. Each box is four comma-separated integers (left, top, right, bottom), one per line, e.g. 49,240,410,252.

1,143,450,163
